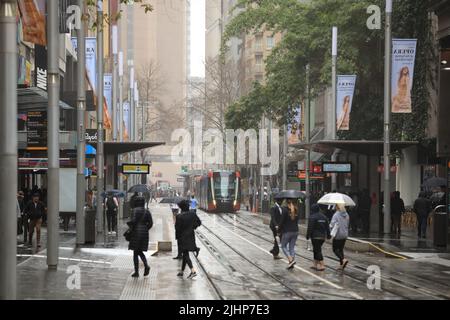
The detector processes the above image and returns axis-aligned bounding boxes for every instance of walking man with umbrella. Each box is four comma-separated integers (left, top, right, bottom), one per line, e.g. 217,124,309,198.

269,196,285,260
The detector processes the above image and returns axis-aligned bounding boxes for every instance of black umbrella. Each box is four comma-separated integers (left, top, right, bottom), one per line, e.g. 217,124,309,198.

274,190,306,200
128,184,150,194
159,196,187,204
423,177,447,189
101,189,126,198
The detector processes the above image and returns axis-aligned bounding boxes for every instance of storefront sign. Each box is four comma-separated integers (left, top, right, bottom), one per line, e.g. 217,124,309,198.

34,45,47,91
322,162,352,173
122,164,150,175
85,129,105,143
26,111,47,150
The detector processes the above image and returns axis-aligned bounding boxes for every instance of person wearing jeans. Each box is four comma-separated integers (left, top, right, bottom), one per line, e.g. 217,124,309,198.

330,204,350,270
306,204,331,271
279,199,300,270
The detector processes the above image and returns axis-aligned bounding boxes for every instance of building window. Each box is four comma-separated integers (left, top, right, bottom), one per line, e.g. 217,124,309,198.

255,36,263,51
266,36,274,49
255,55,263,66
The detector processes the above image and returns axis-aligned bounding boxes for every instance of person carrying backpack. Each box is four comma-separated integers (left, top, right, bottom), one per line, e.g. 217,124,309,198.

104,195,119,235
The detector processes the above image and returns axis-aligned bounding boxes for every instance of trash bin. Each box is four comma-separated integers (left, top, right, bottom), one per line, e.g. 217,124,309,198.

433,205,448,247
85,208,96,244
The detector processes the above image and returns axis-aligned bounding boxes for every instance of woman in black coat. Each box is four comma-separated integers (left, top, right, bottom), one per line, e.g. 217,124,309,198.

175,200,201,279
306,204,331,271
128,197,153,278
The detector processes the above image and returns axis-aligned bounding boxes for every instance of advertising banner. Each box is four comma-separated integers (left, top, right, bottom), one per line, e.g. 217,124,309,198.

18,0,46,46
392,39,417,113
123,101,130,141
336,75,356,131
104,73,113,128
288,105,302,145
71,37,97,93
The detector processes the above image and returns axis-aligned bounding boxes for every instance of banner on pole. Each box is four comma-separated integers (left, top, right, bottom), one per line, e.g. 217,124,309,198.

288,105,302,145
104,73,113,121
336,75,356,131
71,37,97,93
392,39,417,113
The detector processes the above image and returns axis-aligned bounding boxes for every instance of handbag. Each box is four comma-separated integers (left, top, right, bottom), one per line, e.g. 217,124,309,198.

123,228,133,241
330,223,339,239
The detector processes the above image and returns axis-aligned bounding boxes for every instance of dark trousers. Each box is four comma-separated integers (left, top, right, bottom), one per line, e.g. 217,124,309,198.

181,250,193,271
332,239,346,265
133,250,148,272
391,214,401,235
22,216,29,242
311,239,325,261
270,229,280,256
106,211,117,232
177,240,182,257
417,214,428,237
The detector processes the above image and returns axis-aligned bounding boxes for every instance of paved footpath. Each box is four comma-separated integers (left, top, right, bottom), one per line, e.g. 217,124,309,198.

16,203,216,300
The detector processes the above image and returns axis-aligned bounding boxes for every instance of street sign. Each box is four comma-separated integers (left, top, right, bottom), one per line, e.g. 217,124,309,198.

121,164,150,174
322,162,352,173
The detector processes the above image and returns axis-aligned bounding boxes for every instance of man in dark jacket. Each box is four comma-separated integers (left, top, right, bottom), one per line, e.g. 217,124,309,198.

175,200,201,279
306,204,331,271
24,193,46,248
269,198,285,259
391,191,405,237
128,197,153,278
414,192,432,239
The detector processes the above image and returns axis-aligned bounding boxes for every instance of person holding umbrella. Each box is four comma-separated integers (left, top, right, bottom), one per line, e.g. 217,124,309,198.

127,197,153,278
306,204,331,271
269,197,285,260
330,203,350,270
175,200,201,279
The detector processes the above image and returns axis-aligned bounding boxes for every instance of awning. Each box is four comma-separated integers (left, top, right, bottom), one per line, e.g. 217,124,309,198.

291,140,418,156
18,87,73,112
88,141,165,156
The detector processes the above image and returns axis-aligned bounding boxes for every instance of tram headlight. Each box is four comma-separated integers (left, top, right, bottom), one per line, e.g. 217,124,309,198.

213,200,216,207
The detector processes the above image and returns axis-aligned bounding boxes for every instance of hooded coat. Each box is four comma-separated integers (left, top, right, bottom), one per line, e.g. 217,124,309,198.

128,207,153,251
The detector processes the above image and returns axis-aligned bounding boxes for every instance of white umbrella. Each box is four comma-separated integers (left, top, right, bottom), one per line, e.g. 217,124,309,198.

317,193,356,207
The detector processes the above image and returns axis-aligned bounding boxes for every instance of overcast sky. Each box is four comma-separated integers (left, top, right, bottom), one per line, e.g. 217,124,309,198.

190,0,205,78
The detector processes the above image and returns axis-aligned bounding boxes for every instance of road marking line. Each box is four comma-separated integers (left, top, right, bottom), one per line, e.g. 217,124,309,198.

17,254,111,265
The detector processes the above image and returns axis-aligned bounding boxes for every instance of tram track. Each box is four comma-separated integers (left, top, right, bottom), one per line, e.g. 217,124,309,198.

216,212,450,300
195,224,309,300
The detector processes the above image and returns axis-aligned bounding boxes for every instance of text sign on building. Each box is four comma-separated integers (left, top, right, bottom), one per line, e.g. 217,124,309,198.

322,162,352,173
85,129,106,143
35,45,47,91
122,164,150,175
27,111,47,150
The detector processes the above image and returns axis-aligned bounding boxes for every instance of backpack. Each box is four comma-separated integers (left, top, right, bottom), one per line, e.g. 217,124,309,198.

106,196,117,211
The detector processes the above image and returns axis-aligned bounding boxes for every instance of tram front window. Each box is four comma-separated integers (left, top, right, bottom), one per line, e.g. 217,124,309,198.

214,174,235,198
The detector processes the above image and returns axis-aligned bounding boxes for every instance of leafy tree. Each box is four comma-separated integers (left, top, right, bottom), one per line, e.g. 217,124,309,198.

223,0,435,142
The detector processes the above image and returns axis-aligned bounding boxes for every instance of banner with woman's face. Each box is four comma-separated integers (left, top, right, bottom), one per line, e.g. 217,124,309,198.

391,39,417,113
336,75,356,131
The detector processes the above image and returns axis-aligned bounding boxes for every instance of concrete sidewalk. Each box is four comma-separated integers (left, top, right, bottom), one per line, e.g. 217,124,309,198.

16,203,216,300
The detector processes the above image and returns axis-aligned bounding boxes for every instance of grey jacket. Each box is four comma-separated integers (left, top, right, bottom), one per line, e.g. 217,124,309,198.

330,211,349,240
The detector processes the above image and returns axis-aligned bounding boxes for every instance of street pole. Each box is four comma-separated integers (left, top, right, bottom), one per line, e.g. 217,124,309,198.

118,51,124,218
260,116,265,214
383,0,392,234
129,65,135,186
76,0,86,245
305,64,311,219
112,25,118,142
0,0,18,299
331,26,338,192
282,124,287,190
96,0,105,236
47,0,60,269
